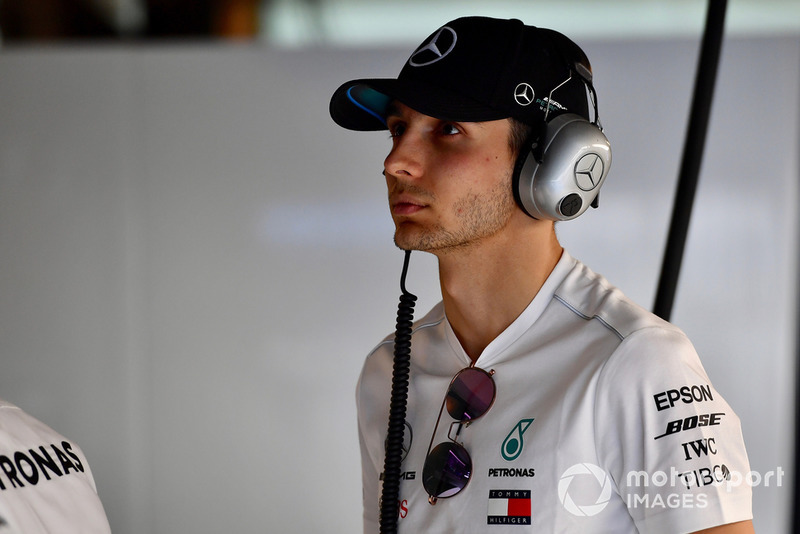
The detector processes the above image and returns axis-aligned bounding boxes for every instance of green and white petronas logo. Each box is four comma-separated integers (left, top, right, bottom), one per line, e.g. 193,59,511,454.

501,418,534,461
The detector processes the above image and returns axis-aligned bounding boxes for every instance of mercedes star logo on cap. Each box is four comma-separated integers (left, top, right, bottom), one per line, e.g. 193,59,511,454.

514,83,535,106
408,26,458,67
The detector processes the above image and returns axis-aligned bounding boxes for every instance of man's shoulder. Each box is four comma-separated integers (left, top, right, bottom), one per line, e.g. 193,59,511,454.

365,301,447,358
0,397,83,459
554,257,681,341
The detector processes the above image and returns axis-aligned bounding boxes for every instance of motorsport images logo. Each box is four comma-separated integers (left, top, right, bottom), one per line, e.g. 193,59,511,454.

558,463,613,516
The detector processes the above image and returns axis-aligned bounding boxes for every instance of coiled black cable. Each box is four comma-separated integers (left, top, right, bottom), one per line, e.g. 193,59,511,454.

379,250,417,534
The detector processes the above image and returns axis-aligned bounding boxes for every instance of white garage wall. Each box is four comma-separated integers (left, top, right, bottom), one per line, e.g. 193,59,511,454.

0,33,796,532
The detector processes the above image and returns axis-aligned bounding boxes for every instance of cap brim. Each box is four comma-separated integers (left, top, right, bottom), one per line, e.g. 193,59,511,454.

329,77,509,132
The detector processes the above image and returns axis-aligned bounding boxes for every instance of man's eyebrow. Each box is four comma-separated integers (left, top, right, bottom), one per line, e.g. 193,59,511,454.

383,102,486,129
385,101,402,119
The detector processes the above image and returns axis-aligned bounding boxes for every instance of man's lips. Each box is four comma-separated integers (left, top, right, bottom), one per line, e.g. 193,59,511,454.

390,195,427,216
389,191,429,215
391,201,425,216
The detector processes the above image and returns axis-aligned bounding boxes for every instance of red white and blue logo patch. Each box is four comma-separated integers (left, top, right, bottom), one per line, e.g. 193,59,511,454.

487,489,532,525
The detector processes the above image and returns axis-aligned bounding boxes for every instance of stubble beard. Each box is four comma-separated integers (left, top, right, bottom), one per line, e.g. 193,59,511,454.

393,175,516,254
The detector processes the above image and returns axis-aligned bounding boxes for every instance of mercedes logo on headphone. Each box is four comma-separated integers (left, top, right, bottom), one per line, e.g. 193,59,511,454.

408,26,457,67
514,83,535,106
574,153,604,191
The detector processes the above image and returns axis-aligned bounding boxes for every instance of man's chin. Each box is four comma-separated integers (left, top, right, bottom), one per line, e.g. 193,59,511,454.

393,235,425,253
392,224,459,253
392,226,416,251
393,236,417,252
393,232,444,254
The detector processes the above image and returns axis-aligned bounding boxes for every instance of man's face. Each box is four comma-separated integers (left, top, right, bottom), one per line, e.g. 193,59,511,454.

384,101,518,254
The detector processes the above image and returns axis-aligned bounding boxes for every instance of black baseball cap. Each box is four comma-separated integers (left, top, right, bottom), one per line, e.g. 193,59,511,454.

329,16,592,132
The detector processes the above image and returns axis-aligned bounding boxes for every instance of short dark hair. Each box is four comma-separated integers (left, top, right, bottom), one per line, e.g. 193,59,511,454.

508,118,535,158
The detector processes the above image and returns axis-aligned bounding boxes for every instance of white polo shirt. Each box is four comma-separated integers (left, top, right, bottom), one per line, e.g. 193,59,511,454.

357,251,752,533
0,399,111,533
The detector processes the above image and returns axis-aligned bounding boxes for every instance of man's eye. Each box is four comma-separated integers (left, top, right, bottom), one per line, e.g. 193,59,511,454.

389,124,405,138
442,123,460,135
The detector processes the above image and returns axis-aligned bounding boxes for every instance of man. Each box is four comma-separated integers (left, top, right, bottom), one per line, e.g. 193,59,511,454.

0,397,111,532
329,16,753,533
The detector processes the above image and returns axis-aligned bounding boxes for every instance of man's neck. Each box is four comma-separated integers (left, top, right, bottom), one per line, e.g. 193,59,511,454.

436,222,562,363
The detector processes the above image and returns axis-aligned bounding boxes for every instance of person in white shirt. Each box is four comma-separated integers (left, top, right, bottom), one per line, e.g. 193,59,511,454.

329,15,754,533
0,398,111,533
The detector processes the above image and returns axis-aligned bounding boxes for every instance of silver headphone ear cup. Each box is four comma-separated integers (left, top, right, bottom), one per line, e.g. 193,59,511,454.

516,113,611,221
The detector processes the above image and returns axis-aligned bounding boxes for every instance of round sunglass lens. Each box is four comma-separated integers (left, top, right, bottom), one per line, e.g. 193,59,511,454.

445,367,495,421
422,442,472,499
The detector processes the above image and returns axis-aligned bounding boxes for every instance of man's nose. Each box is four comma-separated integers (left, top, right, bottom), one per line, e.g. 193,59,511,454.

384,132,425,180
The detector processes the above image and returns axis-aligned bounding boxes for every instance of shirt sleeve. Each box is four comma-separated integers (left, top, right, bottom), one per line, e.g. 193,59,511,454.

594,326,753,534
358,409,380,534
356,345,394,534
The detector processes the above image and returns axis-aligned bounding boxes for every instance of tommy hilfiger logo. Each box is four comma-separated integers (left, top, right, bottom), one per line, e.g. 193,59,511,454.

502,419,534,461
487,489,531,525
